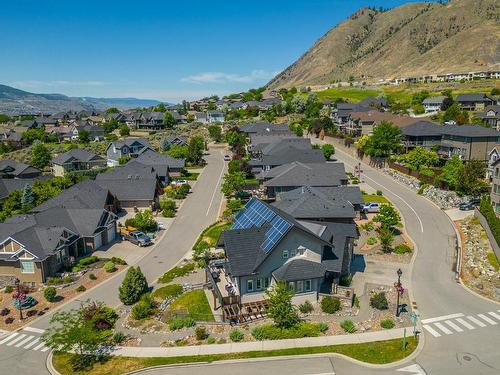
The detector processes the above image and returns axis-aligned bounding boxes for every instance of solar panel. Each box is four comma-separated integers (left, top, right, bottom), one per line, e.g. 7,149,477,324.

231,198,292,253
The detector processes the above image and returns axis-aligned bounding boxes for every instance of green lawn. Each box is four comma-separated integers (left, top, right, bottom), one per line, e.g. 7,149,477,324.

53,337,418,375
193,221,231,251
165,289,214,321
244,178,258,186
181,172,200,181
158,262,196,284
487,252,500,271
362,193,390,204
308,87,381,103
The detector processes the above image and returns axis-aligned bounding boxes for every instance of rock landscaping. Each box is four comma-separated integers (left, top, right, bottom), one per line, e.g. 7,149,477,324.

458,216,500,302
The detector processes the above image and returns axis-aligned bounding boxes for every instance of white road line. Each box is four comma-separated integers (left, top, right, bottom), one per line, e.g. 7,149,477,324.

0,333,18,345
488,311,500,321
15,335,35,347
40,346,50,352
423,324,441,337
6,333,26,346
205,151,225,216
397,364,426,374
23,337,40,349
456,318,475,330
23,327,45,334
421,313,464,324
434,322,453,335
32,342,46,351
467,316,486,327
477,313,498,325
444,320,463,332
336,147,424,232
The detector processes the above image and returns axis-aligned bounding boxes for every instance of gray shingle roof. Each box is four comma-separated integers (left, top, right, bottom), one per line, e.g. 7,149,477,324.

0,159,38,177
422,96,447,104
95,178,157,201
250,148,325,169
260,162,347,187
272,258,327,282
52,148,103,165
456,93,496,102
134,149,185,171
239,122,291,135
0,176,51,200
403,121,500,138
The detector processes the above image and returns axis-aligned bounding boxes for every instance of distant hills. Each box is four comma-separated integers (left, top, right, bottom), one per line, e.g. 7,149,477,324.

267,0,500,90
0,84,163,115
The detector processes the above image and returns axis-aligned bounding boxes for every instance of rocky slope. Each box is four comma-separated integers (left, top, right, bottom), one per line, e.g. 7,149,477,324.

267,0,500,89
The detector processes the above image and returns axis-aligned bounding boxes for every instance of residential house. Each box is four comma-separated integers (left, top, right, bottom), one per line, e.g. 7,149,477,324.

0,160,41,179
257,161,348,199
34,116,58,127
163,135,188,148
207,111,225,123
136,112,164,130
422,96,448,113
490,158,500,214
0,127,26,148
487,145,500,180
402,121,500,161
18,120,40,129
330,103,371,133
71,123,105,142
133,148,186,180
106,138,152,166
193,112,207,123
239,121,291,136
95,162,162,209
456,94,497,111
51,112,69,123
359,97,388,110
477,105,500,130
124,112,142,127
208,198,354,310
104,112,126,123
171,111,187,124
344,110,418,137
51,148,106,177
87,115,104,126
0,176,51,200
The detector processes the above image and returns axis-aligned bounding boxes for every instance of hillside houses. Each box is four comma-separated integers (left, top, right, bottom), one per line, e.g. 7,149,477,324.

51,148,106,177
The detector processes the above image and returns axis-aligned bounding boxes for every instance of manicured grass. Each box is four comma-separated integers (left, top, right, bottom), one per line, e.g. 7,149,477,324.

165,289,214,321
308,87,381,102
53,337,418,375
487,252,500,271
185,165,205,170
158,262,196,283
152,284,183,300
193,221,231,251
244,178,258,186
362,194,390,204
181,172,200,181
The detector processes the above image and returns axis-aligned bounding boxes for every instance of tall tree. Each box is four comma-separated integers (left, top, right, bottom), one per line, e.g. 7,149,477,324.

118,267,149,305
221,171,246,197
31,140,51,169
457,159,487,196
187,135,205,165
21,184,35,210
163,112,176,128
364,121,402,158
265,281,299,329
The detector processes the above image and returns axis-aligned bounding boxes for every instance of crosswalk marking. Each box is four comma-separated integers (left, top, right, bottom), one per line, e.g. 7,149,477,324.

6,334,26,346
23,327,45,334
15,335,35,347
33,342,46,351
488,311,500,321
456,318,475,330
23,337,40,349
0,333,18,345
423,324,441,337
444,320,463,332
467,316,486,327
40,346,50,352
434,322,453,335
421,313,464,324
478,314,497,325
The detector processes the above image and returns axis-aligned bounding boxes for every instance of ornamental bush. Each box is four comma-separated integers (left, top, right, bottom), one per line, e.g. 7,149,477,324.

169,316,195,330
103,261,116,273
381,319,395,329
394,243,412,254
44,287,57,302
321,296,341,314
229,329,244,342
340,319,357,333
195,326,209,340
370,292,389,310
298,300,314,314
119,266,149,305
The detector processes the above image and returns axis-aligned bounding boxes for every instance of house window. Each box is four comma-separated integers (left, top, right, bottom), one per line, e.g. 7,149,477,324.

287,281,295,291
256,278,262,290
305,279,312,292
264,277,270,288
290,249,296,258
296,280,304,293
20,260,35,274
282,250,289,259
247,279,254,292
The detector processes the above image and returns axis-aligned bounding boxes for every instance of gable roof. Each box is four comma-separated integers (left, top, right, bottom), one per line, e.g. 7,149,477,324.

134,149,185,170
249,147,325,168
0,176,51,200
107,138,151,151
239,122,291,135
403,121,500,138
259,162,347,187
456,93,496,102
422,96,447,104
52,148,103,165
272,258,328,282
0,159,39,177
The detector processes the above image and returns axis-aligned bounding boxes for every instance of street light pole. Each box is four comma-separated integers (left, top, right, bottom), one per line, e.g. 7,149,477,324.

396,268,403,317
14,278,23,321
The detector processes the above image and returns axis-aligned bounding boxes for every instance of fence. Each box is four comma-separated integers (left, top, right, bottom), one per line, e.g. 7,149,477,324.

386,161,451,189
474,208,500,261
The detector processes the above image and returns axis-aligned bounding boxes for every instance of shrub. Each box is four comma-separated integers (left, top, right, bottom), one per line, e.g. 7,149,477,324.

168,316,195,330
195,326,209,340
318,322,328,333
354,296,360,308
44,287,57,302
162,208,175,218
229,329,244,342
340,319,357,333
298,300,314,314
251,322,325,340
376,190,383,196
89,273,97,280
111,257,127,265
112,331,125,344
119,266,149,305
152,284,183,300
394,243,412,254
104,261,116,273
321,296,341,314
217,338,227,344
381,319,395,329
0,308,10,316
207,337,216,344
46,276,74,285
339,274,352,287
131,293,157,320
360,222,374,232
160,199,176,211
4,285,13,293
366,236,377,245
370,292,389,310
125,210,157,232
76,285,86,292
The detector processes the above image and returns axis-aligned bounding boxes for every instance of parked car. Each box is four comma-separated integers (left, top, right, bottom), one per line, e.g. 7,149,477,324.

119,227,152,246
235,191,252,200
459,198,481,211
171,179,188,186
223,155,231,161
361,202,380,213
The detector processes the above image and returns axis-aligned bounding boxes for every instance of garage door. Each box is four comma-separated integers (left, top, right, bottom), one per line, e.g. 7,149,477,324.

93,233,102,250
107,225,116,243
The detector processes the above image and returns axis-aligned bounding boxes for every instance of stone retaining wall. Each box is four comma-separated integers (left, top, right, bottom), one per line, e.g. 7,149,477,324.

474,208,500,261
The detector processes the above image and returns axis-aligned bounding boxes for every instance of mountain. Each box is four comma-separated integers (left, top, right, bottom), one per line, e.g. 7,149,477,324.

0,84,163,115
267,0,500,90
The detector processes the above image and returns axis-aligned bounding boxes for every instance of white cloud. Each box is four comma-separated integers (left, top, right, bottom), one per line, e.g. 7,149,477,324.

181,69,278,84
10,80,108,89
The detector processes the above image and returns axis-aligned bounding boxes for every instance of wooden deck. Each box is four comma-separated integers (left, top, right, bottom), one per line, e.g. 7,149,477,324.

222,300,268,324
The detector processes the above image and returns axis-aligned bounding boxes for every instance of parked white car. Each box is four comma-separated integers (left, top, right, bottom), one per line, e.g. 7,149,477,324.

171,179,188,186
361,202,380,213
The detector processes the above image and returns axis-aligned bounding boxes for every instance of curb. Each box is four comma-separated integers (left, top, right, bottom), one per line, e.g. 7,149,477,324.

46,351,60,375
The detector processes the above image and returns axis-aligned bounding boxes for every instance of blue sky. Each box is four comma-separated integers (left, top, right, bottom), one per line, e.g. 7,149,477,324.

1,1,424,103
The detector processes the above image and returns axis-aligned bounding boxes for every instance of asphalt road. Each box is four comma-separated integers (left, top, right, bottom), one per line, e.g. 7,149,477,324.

0,148,227,375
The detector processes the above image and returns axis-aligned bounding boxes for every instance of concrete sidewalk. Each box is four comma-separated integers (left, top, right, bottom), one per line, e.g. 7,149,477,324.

112,327,412,358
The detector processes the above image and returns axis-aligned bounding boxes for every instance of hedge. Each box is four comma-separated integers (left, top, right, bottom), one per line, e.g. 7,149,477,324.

479,197,500,247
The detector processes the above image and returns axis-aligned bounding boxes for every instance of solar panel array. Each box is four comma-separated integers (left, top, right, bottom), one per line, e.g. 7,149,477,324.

232,198,292,253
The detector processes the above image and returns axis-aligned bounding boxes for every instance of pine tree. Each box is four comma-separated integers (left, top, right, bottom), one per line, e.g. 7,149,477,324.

21,184,35,209
118,266,148,305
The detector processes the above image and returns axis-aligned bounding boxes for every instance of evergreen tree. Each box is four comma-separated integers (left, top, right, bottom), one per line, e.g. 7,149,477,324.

21,184,35,209
265,281,299,329
118,266,148,305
